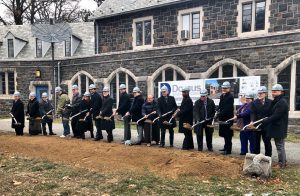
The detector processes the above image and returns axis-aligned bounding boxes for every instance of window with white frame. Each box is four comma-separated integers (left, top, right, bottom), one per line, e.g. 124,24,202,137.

110,71,136,107
132,16,153,49
277,60,300,111
178,7,203,43
36,38,42,58
238,0,270,36
153,68,185,98
72,73,94,95
0,71,15,95
65,36,71,57
209,64,247,78
7,39,14,58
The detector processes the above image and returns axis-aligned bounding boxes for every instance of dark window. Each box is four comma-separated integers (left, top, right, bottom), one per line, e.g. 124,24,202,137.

36,38,42,58
136,20,152,46
0,72,5,94
177,71,185,80
0,72,15,95
255,1,266,31
65,37,71,56
295,61,300,111
80,74,86,95
110,76,117,107
165,69,174,81
209,69,219,78
222,64,233,78
242,3,252,32
154,74,162,98
237,67,247,77
7,39,14,58
278,64,291,106
8,72,15,94
192,13,200,39
128,75,136,94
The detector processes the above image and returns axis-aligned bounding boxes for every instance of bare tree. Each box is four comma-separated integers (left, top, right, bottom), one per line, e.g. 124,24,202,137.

94,0,105,7
0,0,30,25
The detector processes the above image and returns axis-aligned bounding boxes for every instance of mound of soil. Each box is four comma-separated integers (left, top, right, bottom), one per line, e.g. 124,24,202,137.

0,133,243,179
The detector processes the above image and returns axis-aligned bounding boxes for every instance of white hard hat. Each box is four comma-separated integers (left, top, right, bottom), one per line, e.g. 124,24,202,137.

103,86,110,92
42,92,48,97
257,86,267,93
119,84,126,89
160,85,168,92
200,89,208,96
29,92,36,97
132,87,141,93
13,91,21,97
272,84,284,91
181,86,190,92
221,81,231,88
84,91,91,97
55,86,62,93
245,92,254,99
72,84,78,90
89,84,96,90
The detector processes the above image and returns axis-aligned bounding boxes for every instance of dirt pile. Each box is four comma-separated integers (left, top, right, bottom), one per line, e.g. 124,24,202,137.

0,133,243,179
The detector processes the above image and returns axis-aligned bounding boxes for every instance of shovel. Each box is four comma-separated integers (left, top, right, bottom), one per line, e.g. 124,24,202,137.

42,109,54,120
183,120,206,130
219,117,236,125
136,111,156,124
206,111,219,128
241,117,268,131
163,109,179,126
70,109,88,121
153,110,173,123
9,113,21,126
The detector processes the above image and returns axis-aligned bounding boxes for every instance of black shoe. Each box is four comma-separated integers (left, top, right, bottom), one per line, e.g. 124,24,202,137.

133,142,141,145
222,151,231,155
159,144,165,148
170,144,173,148
49,132,56,135
219,149,225,151
198,148,203,151
94,138,101,141
240,153,246,155
43,131,47,136
208,148,213,152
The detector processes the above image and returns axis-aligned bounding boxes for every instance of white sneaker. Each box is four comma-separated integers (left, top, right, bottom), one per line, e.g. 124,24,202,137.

60,135,66,138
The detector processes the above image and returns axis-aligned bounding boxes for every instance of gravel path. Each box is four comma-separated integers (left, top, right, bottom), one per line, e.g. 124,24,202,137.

1,118,299,164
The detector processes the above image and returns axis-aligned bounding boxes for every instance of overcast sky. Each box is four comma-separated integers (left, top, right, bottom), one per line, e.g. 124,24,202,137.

0,0,98,20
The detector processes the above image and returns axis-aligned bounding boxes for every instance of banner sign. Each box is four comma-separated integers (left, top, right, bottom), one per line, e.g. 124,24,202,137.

159,76,260,105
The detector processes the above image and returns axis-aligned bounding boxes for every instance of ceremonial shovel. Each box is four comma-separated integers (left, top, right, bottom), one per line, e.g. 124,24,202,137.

70,109,88,121
241,117,268,131
136,111,157,124
183,119,206,130
152,110,173,123
42,109,54,120
163,109,180,126
9,113,21,126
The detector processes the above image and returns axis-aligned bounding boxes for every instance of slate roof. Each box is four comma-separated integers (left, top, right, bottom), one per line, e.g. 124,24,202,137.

91,0,192,20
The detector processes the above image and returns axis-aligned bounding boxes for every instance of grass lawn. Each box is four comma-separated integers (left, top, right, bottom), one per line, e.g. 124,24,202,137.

0,155,299,195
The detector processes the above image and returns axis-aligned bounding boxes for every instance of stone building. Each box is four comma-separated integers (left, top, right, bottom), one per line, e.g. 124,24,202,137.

0,0,300,123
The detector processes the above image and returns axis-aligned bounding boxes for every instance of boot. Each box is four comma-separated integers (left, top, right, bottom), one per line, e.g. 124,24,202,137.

90,131,94,138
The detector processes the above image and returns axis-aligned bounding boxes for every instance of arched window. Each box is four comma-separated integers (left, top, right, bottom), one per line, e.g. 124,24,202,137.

109,71,136,107
277,60,300,111
209,64,247,78
72,72,94,95
153,68,185,98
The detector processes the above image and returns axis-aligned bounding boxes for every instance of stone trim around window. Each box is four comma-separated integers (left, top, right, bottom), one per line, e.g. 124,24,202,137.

237,0,271,37
0,68,17,99
132,16,154,50
177,7,204,45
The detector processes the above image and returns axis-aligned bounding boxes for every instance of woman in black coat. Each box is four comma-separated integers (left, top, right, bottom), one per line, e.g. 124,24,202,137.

27,92,41,135
100,87,115,142
77,92,93,139
11,92,25,136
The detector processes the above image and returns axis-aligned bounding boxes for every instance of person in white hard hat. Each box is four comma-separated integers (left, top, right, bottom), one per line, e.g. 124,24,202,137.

99,86,115,142
77,91,93,139
10,91,25,136
193,89,216,151
26,92,42,135
157,85,177,147
70,84,82,138
126,87,144,145
39,92,56,135
55,86,71,138
177,87,194,150
218,81,234,155
88,84,102,141
259,84,288,168
235,92,255,155
250,86,272,156
114,84,131,143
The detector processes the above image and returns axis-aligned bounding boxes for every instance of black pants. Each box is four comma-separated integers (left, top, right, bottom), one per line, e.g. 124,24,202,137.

95,120,103,140
196,125,213,150
152,123,160,143
15,127,23,136
224,135,232,153
160,128,174,146
71,116,79,137
182,130,194,150
144,123,152,144
106,130,113,142
254,130,272,156
42,122,53,134
123,115,131,141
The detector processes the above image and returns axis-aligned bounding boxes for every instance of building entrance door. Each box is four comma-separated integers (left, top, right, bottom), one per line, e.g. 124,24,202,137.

36,85,48,102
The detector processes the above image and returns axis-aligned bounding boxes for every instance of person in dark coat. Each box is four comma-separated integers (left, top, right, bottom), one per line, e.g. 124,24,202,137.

77,92,93,139
89,84,102,141
177,87,194,150
27,92,41,135
70,85,82,138
10,91,25,136
157,85,178,148
100,86,115,142
236,93,255,155
39,92,55,135
260,84,289,168
126,87,144,145
193,89,216,151
114,84,132,143
251,86,272,156
218,81,234,155
141,95,159,146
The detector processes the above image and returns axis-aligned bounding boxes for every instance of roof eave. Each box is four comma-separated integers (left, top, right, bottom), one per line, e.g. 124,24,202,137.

90,0,193,21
